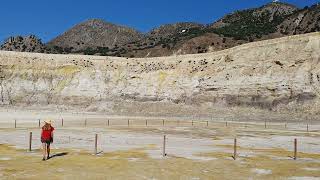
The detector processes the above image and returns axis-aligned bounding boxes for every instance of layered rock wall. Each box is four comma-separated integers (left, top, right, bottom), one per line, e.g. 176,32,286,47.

0,32,319,116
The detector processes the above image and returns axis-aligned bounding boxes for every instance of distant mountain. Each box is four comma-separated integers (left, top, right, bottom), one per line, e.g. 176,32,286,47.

209,2,298,40
111,23,241,57
106,22,208,57
148,22,204,38
278,3,320,35
47,19,144,52
1,2,319,58
0,35,46,53
114,2,301,57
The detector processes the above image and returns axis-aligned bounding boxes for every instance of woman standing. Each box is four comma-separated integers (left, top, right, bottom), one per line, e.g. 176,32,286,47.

41,120,54,161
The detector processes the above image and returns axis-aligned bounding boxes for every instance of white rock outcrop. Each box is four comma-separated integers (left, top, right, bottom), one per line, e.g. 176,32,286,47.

0,32,319,116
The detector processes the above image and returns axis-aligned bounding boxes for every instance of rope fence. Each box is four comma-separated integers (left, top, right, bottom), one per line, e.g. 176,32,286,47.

25,131,306,161
1,118,318,133
1,117,318,162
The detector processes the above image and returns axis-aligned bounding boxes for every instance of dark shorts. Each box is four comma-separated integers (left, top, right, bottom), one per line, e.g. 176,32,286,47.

41,139,52,145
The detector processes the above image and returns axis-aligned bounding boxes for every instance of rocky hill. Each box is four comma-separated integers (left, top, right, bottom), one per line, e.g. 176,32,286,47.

0,32,319,117
209,2,298,40
47,19,144,52
278,3,320,35
0,35,46,53
47,2,320,58
148,22,204,38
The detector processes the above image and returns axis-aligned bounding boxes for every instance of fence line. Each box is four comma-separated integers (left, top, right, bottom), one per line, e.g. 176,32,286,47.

233,138,237,160
29,132,32,152
163,135,167,157
25,131,303,161
2,119,318,134
294,138,298,160
94,134,98,155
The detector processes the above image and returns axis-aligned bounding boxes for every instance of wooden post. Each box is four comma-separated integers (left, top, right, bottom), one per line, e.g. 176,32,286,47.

233,138,237,160
162,120,165,126
307,124,309,132
206,121,209,127
192,120,193,126
146,120,148,127
94,134,98,155
38,119,41,128
61,118,64,127
226,121,228,127
163,135,167,157
285,122,287,129
128,119,130,127
29,132,32,152
294,138,297,160
108,119,110,126
14,119,16,128
264,120,267,129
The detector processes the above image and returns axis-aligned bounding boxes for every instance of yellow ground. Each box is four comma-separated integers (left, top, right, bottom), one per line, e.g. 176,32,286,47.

0,144,319,180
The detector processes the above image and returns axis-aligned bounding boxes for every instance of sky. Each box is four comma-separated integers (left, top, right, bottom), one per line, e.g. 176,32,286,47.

0,0,318,43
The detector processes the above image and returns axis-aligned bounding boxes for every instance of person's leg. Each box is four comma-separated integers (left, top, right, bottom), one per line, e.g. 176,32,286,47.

47,143,50,159
42,143,47,160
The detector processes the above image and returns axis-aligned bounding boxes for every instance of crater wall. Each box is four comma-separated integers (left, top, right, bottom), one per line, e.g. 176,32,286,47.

0,32,319,117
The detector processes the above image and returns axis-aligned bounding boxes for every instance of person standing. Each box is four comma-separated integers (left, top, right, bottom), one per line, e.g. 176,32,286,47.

41,120,54,161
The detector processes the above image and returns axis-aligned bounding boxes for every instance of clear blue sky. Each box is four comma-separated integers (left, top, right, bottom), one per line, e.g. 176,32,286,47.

0,0,318,43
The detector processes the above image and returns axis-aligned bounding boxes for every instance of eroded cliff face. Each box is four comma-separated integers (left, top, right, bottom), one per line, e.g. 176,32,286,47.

0,33,319,116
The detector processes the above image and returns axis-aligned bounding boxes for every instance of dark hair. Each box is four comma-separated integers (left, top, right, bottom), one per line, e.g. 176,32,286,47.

42,123,52,131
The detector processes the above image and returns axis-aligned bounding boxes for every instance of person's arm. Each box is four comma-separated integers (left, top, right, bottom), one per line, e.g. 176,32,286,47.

50,128,54,143
41,129,43,141
51,132,54,140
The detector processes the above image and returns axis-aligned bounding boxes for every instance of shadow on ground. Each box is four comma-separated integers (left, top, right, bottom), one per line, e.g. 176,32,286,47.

49,152,68,159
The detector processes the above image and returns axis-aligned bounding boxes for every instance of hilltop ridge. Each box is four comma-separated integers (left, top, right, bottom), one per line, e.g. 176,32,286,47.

1,2,319,58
